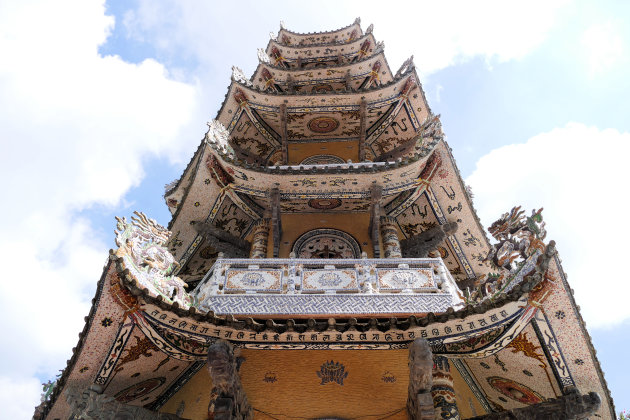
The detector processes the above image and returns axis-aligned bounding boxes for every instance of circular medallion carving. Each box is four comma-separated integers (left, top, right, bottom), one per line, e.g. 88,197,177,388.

308,198,342,210
114,377,166,403
487,377,544,404
300,154,345,165
308,116,339,133
293,229,361,259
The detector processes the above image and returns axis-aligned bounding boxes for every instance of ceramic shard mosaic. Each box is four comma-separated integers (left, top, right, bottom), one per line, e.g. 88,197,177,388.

38,19,614,420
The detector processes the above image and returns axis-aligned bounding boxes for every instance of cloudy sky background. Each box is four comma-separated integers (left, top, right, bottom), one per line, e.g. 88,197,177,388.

1,0,629,418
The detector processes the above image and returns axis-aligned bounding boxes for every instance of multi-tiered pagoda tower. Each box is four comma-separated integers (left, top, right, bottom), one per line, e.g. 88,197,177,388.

35,20,614,420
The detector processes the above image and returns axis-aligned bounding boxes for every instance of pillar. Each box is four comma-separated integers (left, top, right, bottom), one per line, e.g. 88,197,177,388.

380,216,402,258
207,340,252,420
407,339,435,420
431,356,460,420
249,219,270,258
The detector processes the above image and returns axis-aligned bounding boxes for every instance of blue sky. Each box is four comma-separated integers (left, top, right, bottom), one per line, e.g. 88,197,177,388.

0,1,629,418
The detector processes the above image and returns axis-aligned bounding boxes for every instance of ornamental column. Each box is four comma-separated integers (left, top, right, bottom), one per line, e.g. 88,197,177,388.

407,338,435,420
380,216,402,258
250,219,270,259
431,356,460,420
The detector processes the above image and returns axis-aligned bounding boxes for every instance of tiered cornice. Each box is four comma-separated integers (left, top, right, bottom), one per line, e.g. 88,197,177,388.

216,71,429,166
164,21,489,294
250,50,393,94
264,32,380,70
274,18,364,46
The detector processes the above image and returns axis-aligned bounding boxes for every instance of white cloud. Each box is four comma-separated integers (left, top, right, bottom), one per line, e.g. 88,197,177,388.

0,1,197,417
121,0,569,79
467,123,630,329
375,0,571,75
581,21,624,76
0,377,42,420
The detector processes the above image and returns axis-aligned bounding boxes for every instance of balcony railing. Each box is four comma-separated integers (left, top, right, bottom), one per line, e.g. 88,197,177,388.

193,257,464,316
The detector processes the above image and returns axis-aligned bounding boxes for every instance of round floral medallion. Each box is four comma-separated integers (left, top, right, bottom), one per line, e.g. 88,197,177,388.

308,198,342,210
308,116,340,133
487,377,544,404
114,377,165,403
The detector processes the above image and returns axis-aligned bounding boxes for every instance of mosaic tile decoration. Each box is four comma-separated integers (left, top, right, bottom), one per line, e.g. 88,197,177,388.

293,228,362,259
224,269,283,292
377,268,435,292
302,269,359,292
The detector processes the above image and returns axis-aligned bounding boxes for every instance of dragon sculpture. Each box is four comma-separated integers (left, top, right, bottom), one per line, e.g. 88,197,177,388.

114,211,192,308
468,207,551,303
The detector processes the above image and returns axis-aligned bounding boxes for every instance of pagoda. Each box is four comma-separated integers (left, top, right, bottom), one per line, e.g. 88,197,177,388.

35,19,615,420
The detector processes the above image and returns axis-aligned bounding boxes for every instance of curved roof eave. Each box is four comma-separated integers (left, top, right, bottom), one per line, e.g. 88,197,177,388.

33,259,114,420
250,50,393,85
264,32,376,58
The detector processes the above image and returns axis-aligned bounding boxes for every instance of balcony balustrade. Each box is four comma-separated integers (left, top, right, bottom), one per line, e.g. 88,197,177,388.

194,257,464,316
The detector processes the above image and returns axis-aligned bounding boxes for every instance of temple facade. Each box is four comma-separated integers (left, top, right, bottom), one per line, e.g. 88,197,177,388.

35,20,614,420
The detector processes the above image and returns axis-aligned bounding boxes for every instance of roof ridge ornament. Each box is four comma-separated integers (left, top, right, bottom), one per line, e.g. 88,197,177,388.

114,211,192,308
280,20,285,30
269,31,276,40
375,40,385,53
257,48,271,64
231,65,252,86
164,179,178,195
366,24,374,34
206,119,233,157
396,55,415,78
354,17,361,25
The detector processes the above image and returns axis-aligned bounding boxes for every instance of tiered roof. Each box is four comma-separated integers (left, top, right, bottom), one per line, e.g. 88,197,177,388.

35,20,615,420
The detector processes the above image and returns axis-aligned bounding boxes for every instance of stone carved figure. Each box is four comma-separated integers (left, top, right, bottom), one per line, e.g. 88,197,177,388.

65,385,182,420
114,212,192,308
401,222,458,258
467,389,600,419
407,339,435,420
207,340,252,420
194,222,251,258
206,120,234,157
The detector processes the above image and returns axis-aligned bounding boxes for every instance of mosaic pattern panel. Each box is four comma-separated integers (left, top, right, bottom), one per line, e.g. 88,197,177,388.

377,268,435,291
302,269,359,292
224,269,283,293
